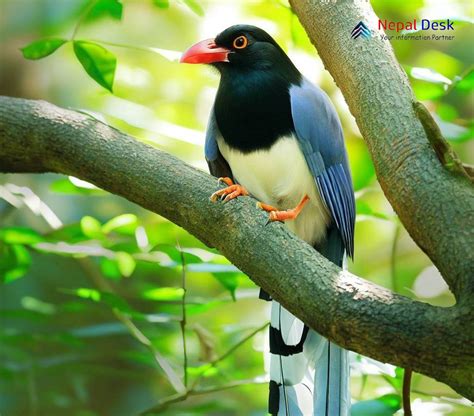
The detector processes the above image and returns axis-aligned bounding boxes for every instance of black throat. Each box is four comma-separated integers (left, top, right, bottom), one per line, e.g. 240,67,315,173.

214,64,301,153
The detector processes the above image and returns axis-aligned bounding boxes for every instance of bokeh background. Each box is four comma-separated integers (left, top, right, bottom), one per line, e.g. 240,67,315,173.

0,0,473,415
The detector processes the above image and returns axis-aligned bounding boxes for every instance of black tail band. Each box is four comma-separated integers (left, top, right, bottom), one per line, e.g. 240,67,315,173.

269,325,309,356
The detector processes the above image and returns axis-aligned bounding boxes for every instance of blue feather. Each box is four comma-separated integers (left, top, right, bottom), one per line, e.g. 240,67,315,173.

290,79,355,258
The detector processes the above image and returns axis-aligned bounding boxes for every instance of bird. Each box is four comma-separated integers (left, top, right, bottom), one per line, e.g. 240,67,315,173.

181,24,355,416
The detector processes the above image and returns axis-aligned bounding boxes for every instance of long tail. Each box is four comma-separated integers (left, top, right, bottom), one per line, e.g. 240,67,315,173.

264,226,350,415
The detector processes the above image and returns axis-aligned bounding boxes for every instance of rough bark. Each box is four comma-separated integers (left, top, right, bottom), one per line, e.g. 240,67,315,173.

0,97,472,398
290,0,474,303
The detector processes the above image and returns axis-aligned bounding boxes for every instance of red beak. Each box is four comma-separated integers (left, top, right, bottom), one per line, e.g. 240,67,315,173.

180,38,230,64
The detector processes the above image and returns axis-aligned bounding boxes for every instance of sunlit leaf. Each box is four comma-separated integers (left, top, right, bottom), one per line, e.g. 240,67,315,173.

410,67,452,85
143,287,184,301
0,227,43,245
46,223,87,243
154,244,203,265
74,288,102,302
3,266,29,284
436,103,458,121
351,355,396,377
454,69,474,92
383,366,404,390
187,364,218,377
49,177,106,195
73,41,116,92
102,214,138,235
356,201,391,221
80,216,103,239
186,300,225,315
21,38,67,60
86,0,123,21
352,394,401,415
115,251,136,277
100,257,122,279
182,0,204,16
21,296,56,315
153,0,169,8
412,80,445,100
212,272,240,300
33,242,113,257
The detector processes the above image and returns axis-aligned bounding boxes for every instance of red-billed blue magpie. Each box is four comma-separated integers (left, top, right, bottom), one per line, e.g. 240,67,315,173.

181,25,355,416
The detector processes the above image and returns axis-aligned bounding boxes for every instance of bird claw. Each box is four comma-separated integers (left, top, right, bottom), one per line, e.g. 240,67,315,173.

210,180,249,203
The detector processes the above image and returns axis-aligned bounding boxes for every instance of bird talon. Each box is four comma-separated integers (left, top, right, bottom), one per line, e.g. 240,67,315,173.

217,177,234,187
210,183,248,203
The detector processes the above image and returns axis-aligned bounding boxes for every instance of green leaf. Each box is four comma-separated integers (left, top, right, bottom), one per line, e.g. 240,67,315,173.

212,272,240,300
143,287,184,301
100,258,122,279
21,296,56,315
73,41,116,92
187,364,218,377
351,394,401,416
410,67,452,85
436,103,458,122
86,0,123,21
153,0,169,8
102,214,138,235
454,69,474,92
412,80,445,100
115,251,136,277
49,178,106,195
80,216,103,239
4,267,29,284
74,288,102,302
356,201,391,221
0,227,43,245
182,0,204,16
21,38,67,60
154,244,203,265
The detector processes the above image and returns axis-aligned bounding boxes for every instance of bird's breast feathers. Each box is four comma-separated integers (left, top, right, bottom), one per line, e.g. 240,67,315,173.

217,134,330,245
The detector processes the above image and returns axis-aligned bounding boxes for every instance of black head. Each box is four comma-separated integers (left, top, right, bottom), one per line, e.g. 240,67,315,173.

181,24,300,82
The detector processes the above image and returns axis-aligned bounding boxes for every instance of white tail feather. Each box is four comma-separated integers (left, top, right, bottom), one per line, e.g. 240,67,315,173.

269,301,350,415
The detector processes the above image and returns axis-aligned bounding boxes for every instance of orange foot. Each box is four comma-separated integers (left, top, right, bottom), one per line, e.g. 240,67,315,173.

210,177,249,203
257,195,310,223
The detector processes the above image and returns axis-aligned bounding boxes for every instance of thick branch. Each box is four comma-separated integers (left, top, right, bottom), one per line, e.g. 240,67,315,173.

0,96,472,398
290,0,474,302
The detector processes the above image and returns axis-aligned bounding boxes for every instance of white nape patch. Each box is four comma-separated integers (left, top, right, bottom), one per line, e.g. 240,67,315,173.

217,135,330,245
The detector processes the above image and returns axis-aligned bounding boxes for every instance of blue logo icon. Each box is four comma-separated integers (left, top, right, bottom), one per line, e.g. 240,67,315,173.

351,21,371,39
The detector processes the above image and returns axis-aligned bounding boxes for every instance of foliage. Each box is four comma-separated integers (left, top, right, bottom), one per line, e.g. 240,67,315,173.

1,0,473,415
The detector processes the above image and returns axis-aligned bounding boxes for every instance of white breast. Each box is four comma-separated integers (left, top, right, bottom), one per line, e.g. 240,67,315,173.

217,135,330,246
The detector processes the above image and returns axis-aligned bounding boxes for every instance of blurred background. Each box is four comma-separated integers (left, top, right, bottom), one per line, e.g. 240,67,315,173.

0,0,472,415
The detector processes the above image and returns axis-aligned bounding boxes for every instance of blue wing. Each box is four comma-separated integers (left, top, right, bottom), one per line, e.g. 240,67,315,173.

290,79,355,258
205,107,232,179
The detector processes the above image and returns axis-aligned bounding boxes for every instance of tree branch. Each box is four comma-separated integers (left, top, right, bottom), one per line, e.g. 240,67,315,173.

0,96,472,398
290,0,474,302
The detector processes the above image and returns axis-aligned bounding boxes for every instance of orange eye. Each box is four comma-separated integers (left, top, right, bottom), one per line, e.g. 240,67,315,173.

233,35,248,49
